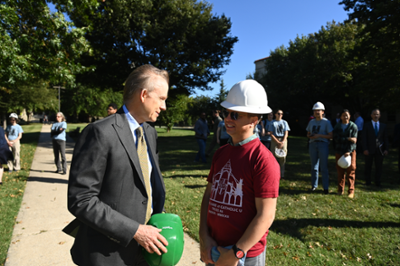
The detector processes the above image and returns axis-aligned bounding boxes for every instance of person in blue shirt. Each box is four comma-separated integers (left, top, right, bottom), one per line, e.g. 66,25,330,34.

5,113,24,172
260,112,274,150
306,102,333,194
268,110,290,179
216,120,229,146
194,112,210,163
51,112,68,174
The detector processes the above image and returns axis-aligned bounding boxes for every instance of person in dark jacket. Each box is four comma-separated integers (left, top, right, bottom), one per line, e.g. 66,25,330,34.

0,127,13,185
333,109,358,198
362,109,389,186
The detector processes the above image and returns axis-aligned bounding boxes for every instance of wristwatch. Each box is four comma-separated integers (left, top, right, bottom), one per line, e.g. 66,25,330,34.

232,244,245,259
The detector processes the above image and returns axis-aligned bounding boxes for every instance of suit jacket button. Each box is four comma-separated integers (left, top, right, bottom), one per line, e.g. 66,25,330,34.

142,200,147,205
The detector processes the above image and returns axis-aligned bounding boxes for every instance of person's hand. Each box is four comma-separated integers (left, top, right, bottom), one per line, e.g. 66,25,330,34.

217,139,220,144
200,234,217,264
277,142,284,149
364,150,369,156
8,141,13,147
59,128,63,131
133,224,168,255
344,152,350,157
215,246,239,266
384,150,388,156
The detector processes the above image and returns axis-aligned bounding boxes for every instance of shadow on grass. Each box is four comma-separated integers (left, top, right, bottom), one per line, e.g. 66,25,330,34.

271,218,400,240
27,176,68,184
167,174,207,179
185,184,207,189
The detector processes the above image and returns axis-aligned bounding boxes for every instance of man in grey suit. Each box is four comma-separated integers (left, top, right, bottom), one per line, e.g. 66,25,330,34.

362,109,389,186
66,64,169,265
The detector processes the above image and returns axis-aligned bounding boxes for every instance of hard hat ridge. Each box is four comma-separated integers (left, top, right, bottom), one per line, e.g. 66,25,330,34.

221,80,272,114
312,102,325,111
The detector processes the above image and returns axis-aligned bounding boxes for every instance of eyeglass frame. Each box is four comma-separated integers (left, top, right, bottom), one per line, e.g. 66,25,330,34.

222,110,239,120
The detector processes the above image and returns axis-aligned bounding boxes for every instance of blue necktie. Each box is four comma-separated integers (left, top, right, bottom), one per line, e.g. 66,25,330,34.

374,123,378,136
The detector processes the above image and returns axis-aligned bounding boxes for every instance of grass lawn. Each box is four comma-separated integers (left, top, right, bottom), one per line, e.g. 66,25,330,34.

1,124,399,265
158,128,400,265
0,124,42,265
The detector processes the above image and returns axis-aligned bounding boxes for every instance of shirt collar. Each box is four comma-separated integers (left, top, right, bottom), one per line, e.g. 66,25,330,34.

123,104,140,132
228,134,258,146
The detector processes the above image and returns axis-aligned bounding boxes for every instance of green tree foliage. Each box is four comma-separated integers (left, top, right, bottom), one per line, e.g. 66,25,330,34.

158,94,191,132
260,21,369,114
215,79,228,105
0,0,95,114
60,0,238,95
62,86,123,120
340,0,400,110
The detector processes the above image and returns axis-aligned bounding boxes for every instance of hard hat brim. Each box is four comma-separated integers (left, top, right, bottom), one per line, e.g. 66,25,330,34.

221,101,272,114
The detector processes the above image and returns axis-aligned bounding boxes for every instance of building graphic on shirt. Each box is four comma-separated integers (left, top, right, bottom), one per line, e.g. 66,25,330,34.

210,160,243,207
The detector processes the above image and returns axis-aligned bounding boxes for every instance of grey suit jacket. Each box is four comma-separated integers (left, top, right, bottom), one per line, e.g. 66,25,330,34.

66,108,165,266
362,121,389,155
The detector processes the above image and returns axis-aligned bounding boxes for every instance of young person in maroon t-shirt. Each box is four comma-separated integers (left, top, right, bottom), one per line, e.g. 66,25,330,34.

199,80,280,266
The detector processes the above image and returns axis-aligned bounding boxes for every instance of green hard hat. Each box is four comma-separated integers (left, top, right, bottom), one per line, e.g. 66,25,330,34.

142,213,184,266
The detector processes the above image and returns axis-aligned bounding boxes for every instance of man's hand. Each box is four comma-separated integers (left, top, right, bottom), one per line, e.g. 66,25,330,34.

215,246,239,266
200,234,217,264
384,150,388,156
277,142,284,149
8,141,13,147
133,224,168,255
364,150,369,156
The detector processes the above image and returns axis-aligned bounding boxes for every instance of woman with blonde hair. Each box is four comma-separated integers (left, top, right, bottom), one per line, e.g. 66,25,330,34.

51,112,68,174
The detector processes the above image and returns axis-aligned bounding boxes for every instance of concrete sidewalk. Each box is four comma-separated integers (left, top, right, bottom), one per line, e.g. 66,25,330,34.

5,124,201,266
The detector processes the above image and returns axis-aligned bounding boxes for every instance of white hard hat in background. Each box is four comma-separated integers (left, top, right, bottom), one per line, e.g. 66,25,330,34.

275,148,286,158
312,102,325,110
338,155,351,169
221,80,272,114
9,113,18,119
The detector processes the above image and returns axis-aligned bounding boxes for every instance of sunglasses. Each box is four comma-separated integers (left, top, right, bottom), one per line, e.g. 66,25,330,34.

223,110,239,120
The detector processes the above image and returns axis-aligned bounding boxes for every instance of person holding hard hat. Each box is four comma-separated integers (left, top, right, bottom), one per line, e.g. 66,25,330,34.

199,80,280,266
332,109,358,198
5,113,24,172
268,109,290,179
306,102,333,194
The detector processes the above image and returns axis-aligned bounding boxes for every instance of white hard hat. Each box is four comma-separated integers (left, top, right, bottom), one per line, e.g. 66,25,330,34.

337,155,351,169
221,80,272,114
312,102,325,110
275,148,286,158
9,113,18,119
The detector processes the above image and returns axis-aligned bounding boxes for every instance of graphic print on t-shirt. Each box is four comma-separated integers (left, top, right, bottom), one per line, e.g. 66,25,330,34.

312,125,321,135
210,160,243,207
277,124,284,135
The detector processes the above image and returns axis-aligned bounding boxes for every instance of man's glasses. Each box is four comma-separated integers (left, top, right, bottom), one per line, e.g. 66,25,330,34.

223,110,239,120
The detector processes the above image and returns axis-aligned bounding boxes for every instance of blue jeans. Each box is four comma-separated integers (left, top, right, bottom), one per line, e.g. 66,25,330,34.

195,138,207,163
309,141,330,190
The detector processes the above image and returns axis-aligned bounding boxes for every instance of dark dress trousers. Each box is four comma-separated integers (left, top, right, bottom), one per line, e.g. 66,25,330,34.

66,108,165,266
362,121,389,185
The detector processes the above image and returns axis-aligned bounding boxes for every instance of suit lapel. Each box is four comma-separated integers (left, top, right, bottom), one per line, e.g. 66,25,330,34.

113,111,146,186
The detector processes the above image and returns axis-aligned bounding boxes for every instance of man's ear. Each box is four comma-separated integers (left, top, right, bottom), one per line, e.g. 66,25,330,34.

139,88,148,103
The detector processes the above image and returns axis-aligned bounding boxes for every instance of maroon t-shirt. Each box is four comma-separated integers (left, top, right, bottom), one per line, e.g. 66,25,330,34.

206,138,280,257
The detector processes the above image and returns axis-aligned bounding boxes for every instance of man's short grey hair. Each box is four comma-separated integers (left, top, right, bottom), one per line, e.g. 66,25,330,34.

123,64,169,104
